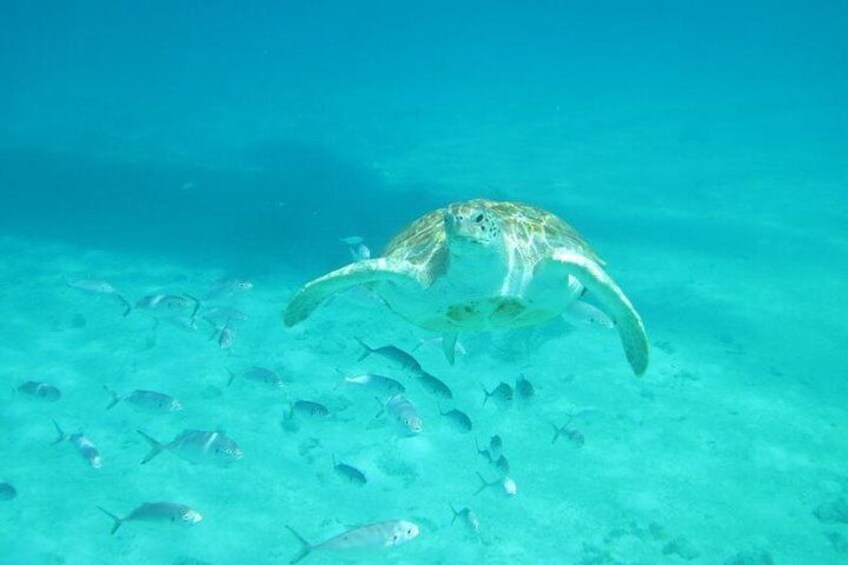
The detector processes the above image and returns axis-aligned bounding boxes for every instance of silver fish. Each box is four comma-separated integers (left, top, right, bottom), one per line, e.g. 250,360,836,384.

551,424,585,446
97,502,202,534
489,435,503,460
104,386,182,412
64,277,132,316
413,336,467,357
384,394,422,436
52,420,102,469
204,277,253,300
201,306,248,327
355,338,423,374
565,300,615,329
492,454,510,475
332,455,367,485
17,381,61,402
349,243,371,261
217,323,235,349
439,407,472,433
290,400,330,420
136,293,200,319
338,373,406,395
227,367,285,389
482,382,514,407
416,371,453,399
137,429,243,466
286,520,420,564
449,504,480,533
339,236,365,246
515,374,535,401
474,472,517,497
0,482,17,501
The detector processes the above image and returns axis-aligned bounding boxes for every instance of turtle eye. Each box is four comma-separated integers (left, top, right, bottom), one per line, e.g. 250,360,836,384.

475,214,484,222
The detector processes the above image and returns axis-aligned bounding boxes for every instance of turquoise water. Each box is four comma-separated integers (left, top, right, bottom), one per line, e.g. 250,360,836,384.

2,1,847,563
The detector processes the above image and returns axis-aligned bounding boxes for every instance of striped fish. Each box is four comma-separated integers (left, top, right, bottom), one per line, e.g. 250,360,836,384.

286,520,419,564
137,429,243,466
97,502,202,534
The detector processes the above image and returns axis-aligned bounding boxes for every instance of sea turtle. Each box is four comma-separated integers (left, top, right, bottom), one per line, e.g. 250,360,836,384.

284,199,648,375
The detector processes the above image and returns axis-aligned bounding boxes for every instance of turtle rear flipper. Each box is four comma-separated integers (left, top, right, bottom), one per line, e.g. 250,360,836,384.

550,248,648,375
284,258,422,327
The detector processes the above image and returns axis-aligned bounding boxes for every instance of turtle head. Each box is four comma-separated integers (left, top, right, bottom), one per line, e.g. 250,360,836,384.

444,202,502,255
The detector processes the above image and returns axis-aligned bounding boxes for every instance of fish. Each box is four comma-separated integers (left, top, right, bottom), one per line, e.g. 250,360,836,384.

384,394,422,436
332,455,367,485
285,520,420,564
227,367,285,389
64,277,132,316
216,323,235,349
492,454,510,475
201,306,248,327
349,243,371,262
413,336,468,357
550,408,596,445
204,277,253,300
52,420,102,469
289,400,330,420
337,372,406,395
339,236,365,246
449,504,480,533
474,472,517,497
482,382,514,407
488,435,503,460
136,293,201,319
0,482,17,501
355,338,423,375
416,371,453,399
137,429,243,466
515,374,535,401
439,406,472,433
16,381,61,402
565,300,615,329
104,386,182,412
551,424,585,446
97,502,202,534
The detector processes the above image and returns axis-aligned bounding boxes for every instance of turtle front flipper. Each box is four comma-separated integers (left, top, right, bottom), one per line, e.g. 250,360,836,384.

284,258,422,327
550,249,649,375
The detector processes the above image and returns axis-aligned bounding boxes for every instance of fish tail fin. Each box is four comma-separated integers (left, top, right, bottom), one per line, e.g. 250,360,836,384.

103,385,121,410
449,503,460,525
285,525,312,564
354,337,372,361
116,293,132,317
97,506,124,535
226,369,237,387
473,471,492,496
550,422,563,444
51,419,66,445
136,430,165,464
373,396,386,419
183,293,202,323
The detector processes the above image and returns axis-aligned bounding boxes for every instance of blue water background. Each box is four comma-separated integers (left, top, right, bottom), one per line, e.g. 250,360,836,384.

1,1,847,563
